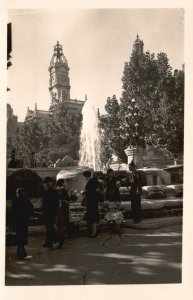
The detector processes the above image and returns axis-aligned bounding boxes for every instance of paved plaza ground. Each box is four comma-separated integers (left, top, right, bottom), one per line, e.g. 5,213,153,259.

5,219,182,285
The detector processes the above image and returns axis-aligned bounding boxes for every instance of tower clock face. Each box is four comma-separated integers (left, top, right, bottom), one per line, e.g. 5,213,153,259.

59,73,65,82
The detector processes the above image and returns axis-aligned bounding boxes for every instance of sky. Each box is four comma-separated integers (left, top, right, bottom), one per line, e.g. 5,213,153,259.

7,8,184,121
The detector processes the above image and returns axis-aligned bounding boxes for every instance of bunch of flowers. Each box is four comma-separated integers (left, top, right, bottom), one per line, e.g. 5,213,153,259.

104,210,124,224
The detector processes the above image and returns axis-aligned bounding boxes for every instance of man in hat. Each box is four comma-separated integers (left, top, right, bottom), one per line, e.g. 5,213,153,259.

42,177,59,248
129,160,142,223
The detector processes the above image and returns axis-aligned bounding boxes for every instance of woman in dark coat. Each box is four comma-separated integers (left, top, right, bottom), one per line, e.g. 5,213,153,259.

83,171,101,238
129,160,142,223
56,178,70,248
11,188,34,259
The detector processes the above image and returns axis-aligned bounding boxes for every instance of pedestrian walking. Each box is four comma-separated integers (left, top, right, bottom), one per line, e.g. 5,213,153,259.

129,160,142,223
56,178,70,248
82,171,101,238
10,188,34,259
42,177,59,248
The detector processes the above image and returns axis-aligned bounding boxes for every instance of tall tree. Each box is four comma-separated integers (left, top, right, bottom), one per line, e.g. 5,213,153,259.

120,38,183,161
100,36,184,163
100,95,127,163
120,50,172,148
152,68,184,161
16,120,43,166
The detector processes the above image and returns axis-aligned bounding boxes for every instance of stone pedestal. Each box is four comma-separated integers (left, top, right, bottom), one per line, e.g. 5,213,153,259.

124,145,181,169
124,146,145,168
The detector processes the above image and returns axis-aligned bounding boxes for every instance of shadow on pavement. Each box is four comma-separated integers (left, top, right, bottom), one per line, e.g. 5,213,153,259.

5,225,182,285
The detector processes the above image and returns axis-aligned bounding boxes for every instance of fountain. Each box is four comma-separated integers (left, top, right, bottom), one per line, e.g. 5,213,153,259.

79,97,101,171
13,97,102,197
56,98,101,197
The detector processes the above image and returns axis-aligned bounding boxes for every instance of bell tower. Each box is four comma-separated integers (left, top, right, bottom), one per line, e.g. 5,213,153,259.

132,34,144,56
48,41,70,108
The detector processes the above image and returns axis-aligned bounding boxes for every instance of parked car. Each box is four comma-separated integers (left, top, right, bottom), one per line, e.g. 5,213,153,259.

113,168,177,200
164,165,183,184
164,165,183,197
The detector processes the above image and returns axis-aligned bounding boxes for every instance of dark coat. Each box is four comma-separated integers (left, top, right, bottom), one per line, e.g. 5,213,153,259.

42,188,59,222
129,171,142,195
105,177,120,202
129,171,142,220
11,196,34,245
85,178,100,224
8,158,18,168
56,187,70,227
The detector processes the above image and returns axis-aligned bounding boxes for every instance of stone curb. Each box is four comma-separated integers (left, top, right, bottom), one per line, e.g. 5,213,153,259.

27,216,182,237
124,216,182,230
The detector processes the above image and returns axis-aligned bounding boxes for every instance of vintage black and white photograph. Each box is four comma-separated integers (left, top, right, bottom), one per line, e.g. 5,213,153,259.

5,7,184,287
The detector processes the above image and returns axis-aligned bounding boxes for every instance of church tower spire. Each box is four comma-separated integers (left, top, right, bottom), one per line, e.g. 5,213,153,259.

132,34,144,56
48,41,71,108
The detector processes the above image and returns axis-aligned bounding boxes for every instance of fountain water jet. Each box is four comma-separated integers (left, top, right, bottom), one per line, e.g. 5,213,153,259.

79,98,101,170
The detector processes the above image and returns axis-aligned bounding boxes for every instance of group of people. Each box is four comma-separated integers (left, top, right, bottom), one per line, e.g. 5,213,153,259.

82,168,121,237
42,177,70,249
82,160,142,238
10,177,70,259
8,150,48,169
9,159,142,259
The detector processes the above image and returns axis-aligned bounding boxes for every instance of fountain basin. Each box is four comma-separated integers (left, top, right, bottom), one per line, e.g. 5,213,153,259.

56,166,93,197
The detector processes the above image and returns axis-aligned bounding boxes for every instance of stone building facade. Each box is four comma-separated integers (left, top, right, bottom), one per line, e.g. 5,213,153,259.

7,103,18,150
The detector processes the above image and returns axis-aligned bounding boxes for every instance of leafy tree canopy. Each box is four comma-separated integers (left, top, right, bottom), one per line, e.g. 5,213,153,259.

15,102,82,166
100,40,184,163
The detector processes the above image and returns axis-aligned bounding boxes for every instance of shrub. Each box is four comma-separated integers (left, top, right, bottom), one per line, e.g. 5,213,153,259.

6,169,44,199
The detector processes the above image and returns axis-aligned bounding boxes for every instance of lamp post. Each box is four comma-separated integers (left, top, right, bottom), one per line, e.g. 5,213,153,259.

124,98,144,167
129,98,139,155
